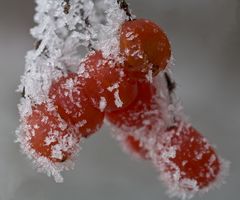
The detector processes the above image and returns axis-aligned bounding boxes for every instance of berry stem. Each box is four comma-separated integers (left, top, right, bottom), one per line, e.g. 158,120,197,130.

117,0,133,21
164,72,176,96
63,0,70,14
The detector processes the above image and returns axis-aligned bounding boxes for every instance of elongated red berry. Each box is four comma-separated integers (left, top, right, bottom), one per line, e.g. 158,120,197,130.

120,19,171,78
159,123,220,191
49,72,104,138
79,51,138,112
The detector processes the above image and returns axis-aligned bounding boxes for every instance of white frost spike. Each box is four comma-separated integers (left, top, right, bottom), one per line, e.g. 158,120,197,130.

114,89,123,108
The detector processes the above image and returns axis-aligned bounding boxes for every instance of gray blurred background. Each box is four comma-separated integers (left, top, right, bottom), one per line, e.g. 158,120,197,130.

0,0,239,200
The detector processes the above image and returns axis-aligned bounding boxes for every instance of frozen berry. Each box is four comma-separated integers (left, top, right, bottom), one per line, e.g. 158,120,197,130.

49,72,104,138
106,81,161,131
120,19,171,78
159,123,220,190
79,51,137,112
25,103,78,162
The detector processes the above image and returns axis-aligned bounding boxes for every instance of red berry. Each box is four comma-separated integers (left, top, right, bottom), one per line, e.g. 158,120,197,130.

49,72,104,138
106,81,161,131
160,123,220,190
124,135,149,159
79,51,138,112
25,103,78,163
120,19,171,78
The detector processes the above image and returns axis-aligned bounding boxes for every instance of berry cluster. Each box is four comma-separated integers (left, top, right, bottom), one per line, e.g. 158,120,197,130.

20,18,171,167
16,0,228,199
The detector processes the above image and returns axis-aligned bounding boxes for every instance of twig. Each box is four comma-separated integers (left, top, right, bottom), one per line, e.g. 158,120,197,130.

117,0,133,21
21,87,25,98
34,40,42,50
164,72,176,94
63,0,71,15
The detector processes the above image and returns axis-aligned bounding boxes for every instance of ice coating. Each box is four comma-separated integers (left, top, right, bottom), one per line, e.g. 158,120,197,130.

16,103,80,182
16,0,97,182
78,51,137,112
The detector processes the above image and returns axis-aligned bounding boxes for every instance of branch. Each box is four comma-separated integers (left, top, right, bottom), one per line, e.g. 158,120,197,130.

117,0,133,21
63,0,70,14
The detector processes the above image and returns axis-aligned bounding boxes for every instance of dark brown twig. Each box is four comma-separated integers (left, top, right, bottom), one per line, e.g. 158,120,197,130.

21,87,25,98
164,72,176,94
63,0,71,14
34,40,42,50
117,0,133,21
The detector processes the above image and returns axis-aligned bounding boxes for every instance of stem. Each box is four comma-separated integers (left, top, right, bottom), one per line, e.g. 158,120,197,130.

164,72,176,106
164,72,176,95
117,0,133,21
62,0,94,50
63,0,70,14
21,87,25,98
